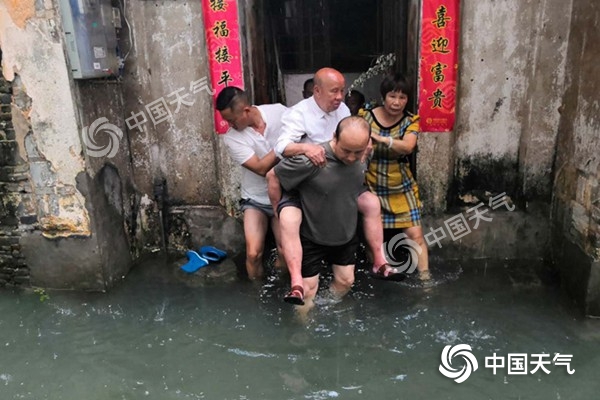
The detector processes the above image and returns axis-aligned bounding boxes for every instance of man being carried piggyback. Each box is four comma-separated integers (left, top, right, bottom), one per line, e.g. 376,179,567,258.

267,68,400,306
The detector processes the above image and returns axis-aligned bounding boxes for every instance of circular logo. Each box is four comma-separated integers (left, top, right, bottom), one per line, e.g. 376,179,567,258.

439,344,479,383
82,117,123,158
381,232,422,273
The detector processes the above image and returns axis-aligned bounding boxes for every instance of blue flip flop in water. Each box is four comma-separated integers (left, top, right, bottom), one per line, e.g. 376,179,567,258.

198,245,227,262
180,250,210,273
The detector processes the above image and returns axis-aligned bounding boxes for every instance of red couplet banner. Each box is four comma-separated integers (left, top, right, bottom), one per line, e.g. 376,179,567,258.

418,0,460,132
202,0,245,133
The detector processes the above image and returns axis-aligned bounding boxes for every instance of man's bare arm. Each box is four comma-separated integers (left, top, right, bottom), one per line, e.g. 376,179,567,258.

241,150,279,177
282,143,326,167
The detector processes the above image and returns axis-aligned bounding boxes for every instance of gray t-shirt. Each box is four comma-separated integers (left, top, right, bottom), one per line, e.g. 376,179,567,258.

274,142,366,246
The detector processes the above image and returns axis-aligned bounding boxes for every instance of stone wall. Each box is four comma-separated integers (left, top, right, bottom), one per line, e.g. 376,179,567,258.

121,0,219,206
550,0,600,316
0,0,136,290
0,63,32,287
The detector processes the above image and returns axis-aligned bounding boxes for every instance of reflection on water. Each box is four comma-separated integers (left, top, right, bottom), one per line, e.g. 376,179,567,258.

1,257,600,399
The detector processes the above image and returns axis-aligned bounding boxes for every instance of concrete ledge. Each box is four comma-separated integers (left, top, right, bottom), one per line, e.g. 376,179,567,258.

21,232,107,291
167,205,245,258
422,209,550,261
166,206,551,268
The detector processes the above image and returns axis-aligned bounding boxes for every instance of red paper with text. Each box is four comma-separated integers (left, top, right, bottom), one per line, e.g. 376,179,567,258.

418,0,460,132
202,0,244,133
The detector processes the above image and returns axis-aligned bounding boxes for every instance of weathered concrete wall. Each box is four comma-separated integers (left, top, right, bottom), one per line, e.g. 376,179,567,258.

72,81,134,287
516,1,572,201
0,0,245,289
0,0,105,289
550,0,600,316
425,207,550,263
0,1,90,237
417,132,453,215
121,0,219,205
418,0,571,214
120,0,244,255
0,1,152,290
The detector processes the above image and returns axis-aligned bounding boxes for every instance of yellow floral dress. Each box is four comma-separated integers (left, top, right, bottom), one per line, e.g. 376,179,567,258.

361,108,423,229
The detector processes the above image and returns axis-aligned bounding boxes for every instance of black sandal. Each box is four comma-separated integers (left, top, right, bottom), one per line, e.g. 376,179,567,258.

284,285,305,305
369,264,407,282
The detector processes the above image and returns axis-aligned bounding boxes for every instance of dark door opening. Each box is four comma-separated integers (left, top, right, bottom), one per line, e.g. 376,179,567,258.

253,0,416,95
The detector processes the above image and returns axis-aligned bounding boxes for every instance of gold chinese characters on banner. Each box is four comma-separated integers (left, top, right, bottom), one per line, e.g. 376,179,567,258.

418,1,460,132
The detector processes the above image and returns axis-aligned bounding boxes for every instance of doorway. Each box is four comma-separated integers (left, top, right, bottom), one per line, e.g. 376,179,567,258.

248,0,420,173
250,0,419,105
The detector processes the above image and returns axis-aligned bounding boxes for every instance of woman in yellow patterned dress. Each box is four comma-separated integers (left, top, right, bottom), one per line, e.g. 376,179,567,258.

360,72,430,280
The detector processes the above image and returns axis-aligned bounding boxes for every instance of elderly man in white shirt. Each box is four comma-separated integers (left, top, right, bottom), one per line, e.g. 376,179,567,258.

267,68,390,305
217,86,286,280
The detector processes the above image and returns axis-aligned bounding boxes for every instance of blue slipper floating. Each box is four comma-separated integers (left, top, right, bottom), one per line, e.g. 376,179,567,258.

198,246,227,262
180,250,209,273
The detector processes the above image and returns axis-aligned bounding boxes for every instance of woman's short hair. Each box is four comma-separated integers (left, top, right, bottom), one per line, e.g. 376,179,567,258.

380,72,411,99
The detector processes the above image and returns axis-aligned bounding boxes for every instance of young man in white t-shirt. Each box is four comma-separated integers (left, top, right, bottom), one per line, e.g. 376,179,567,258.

216,87,286,280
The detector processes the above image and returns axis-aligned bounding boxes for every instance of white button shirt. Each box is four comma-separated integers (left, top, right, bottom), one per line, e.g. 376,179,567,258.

274,96,351,158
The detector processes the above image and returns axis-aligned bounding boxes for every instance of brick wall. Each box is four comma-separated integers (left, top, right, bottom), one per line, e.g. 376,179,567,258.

0,63,32,287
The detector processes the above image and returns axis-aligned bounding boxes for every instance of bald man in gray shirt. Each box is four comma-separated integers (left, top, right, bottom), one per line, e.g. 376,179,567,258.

273,116,371,309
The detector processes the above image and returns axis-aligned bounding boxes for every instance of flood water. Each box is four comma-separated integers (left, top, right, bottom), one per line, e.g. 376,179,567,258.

1,256,600,400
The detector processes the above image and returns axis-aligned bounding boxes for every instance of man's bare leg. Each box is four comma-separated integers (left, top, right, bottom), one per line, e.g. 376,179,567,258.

243,208,269,280
330,264,355,300
267,168,305,303
270,214,286,271
279,206,305,302
357,191,388,271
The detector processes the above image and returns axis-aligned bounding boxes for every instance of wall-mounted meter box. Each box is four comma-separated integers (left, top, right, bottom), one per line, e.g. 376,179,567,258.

58,0,119,79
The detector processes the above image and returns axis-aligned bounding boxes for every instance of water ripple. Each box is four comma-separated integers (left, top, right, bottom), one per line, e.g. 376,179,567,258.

1,373,13,385
305,389,339,399
227,348,276,358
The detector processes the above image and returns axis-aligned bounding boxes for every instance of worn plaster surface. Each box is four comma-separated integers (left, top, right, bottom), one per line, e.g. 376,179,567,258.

452,0,570,203
0,0,90,237
121,0,219,206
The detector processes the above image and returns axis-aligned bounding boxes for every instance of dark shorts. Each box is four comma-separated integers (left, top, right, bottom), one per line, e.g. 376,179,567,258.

276,190,301,216
240,198,274,218
300,234,358,278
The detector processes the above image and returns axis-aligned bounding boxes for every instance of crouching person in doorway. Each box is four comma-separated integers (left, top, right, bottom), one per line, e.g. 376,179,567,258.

270,116,371,311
